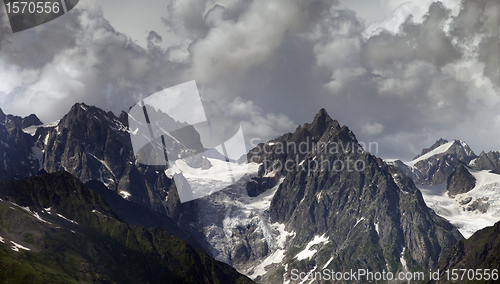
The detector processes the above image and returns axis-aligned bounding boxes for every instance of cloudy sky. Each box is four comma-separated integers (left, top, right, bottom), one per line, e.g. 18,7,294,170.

0,0,498,160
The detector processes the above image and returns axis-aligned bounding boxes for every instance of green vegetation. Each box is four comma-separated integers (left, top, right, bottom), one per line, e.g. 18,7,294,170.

0,171,254,284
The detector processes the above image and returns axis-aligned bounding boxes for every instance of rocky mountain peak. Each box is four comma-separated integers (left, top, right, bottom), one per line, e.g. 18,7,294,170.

304,108,340,140
242,109,463,281
414,138,449,160
0,109,43,129
447,163,476,197
0,109,41,177
471,149,500,171
0,108,6,123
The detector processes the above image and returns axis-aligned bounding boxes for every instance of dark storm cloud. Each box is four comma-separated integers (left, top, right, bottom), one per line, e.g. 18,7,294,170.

364,3,462,69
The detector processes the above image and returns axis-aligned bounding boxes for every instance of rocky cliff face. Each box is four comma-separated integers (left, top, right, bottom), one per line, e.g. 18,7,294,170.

1,104,205,252
446,164,476,197
39,103,199,220
471,150,500,171
0,109,42,177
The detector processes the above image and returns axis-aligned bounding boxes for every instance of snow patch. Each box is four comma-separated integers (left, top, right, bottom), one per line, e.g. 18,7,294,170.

22,120,59,136
56,213,79,225
374,222,379,235
165,158,260,199
323,256,334,269
354,217,365,227
10,241,30,252
88,153,116,182
11,203,50,224
249,248,286,280
316,192,322,202
400,247,408,270
295,234,330,261
119,191,131,199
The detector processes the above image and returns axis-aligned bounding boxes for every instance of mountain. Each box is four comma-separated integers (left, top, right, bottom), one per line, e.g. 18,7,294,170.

389,139,500,239
0,171,253,284
0,108,43,178
425,219,500,284
0,108,42,129
418,166,500,239
387,139,477,185
235,109,463,282
0,105,467,283
470,150,500,171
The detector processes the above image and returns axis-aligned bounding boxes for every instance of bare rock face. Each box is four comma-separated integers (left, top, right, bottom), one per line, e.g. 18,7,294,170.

447,164,476,197
246,176,278,197
0,108,42,177
473,150,500,171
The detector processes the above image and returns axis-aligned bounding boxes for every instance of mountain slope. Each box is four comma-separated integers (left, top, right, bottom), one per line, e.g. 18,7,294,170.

0,171,253,284
0,104,222,256
426,219,500,283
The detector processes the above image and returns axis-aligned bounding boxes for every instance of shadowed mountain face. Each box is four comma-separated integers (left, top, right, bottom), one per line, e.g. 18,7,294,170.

446,163,476,197
426,219,500,284
0,171,254,284
0,109,42,177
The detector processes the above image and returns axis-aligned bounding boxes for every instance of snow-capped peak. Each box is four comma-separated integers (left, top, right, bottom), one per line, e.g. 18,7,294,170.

406,141,455,166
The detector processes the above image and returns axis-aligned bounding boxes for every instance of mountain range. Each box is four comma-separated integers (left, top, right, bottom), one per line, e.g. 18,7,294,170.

1,103,499,283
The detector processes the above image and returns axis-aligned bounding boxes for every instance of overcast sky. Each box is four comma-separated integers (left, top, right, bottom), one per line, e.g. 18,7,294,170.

0,0,499,160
